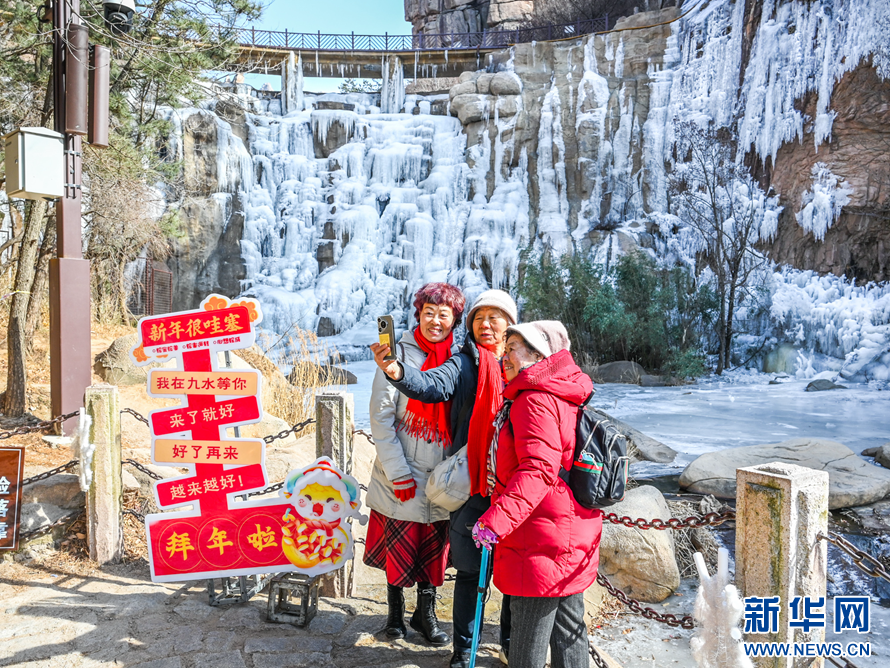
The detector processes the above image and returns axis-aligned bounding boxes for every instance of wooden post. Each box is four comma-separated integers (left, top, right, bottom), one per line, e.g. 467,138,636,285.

85,385,122,564
736,463,829,667
315,391,355,598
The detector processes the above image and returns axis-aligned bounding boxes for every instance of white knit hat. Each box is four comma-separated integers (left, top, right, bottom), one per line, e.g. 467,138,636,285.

506,321,571,358
465,290,518,331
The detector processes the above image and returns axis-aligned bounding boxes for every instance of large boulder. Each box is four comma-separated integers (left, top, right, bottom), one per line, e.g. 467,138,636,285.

450,94,487,124
21,474,84,509
587,407,677,463
679,438,890,509
489,71,522,96
595,361,645,384
599,485,680,603
806,378,847,392
94,334,153,386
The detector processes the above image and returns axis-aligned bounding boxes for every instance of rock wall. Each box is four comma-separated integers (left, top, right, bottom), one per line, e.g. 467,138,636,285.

166,101,251,310
404,0,535,35
444,0,890,281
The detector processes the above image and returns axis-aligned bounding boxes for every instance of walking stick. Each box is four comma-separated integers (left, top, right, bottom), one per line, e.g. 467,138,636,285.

468,545,491,668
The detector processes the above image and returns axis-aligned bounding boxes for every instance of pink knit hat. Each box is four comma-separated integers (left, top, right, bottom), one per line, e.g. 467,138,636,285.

506,320,571,358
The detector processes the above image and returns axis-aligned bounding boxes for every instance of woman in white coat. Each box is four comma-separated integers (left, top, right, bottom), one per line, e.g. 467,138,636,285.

365,282,466,645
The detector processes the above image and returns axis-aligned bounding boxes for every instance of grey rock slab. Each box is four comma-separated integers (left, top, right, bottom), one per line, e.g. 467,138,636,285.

587,407,677,464
20,502,72,531
308,609,348,634
21,474,84,509
192,652,247,668
875,443,890,468
251,653,332,668
216,603,271,629
806,378,847,391
111,592,170,618
679,437,890,509
169,624,205,653
134,612,177,634
128,659,183,668
172,597,220,621
244,636,332,654
598,485,680,603
73,619,130,651
202,630,238,651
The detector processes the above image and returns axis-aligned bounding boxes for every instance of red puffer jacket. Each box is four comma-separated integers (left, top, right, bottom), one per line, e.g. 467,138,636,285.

479,349,602,597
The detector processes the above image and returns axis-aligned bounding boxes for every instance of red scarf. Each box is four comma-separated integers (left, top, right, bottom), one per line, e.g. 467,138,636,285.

397,328,455,446
468,344,505,496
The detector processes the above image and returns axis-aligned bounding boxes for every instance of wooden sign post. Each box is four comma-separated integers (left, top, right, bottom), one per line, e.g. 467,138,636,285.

0,447,25,551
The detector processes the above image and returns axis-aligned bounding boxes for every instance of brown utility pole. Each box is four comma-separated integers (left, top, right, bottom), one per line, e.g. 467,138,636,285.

50,0,92,433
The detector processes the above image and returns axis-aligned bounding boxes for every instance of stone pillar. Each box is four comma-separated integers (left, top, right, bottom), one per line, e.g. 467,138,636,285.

736,463,830,668
315,391,355,597
85,385,122,564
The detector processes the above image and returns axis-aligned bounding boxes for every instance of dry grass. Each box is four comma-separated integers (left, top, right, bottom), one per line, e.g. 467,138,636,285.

668,498,721,578
253,327,344,432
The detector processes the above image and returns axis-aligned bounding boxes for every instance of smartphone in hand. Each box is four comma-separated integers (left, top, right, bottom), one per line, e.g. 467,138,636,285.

377,315,397,361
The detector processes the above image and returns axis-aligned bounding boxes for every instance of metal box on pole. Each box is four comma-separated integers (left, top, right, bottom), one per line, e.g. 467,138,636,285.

2,127,65,200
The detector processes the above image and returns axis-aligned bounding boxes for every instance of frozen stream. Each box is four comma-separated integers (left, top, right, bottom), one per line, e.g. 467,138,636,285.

336,364,890,666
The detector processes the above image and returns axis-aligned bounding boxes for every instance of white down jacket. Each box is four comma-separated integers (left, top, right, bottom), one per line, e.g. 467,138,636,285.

367,329,452,524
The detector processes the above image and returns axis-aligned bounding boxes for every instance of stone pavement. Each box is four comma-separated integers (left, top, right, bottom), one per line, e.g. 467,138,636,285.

0,559,528,668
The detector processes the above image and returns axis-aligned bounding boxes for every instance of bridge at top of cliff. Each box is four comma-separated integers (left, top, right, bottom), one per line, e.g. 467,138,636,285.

226,16,611,79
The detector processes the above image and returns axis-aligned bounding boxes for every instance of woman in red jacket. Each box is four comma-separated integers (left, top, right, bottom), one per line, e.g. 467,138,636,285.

473,321,601,668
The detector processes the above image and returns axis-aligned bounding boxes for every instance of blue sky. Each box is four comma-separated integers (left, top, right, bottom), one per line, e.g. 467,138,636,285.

241,0,413,92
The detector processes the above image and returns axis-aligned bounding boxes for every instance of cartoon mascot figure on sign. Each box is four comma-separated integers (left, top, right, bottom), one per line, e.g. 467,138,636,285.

280,457,367,576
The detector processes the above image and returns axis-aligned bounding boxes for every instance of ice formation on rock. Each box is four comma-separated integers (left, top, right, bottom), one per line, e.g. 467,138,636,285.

795,163,853,242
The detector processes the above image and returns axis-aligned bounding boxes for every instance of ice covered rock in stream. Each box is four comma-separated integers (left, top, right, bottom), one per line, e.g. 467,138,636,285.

679,438,890,509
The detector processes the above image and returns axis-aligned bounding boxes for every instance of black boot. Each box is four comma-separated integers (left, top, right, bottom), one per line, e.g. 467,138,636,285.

410,582,450,646
382,583,407,639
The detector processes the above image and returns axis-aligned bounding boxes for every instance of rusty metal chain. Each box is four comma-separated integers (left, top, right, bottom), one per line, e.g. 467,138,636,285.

21,460,80,487
19,510,83,542
588,642,611,668
0,411,80,440
120,407,150,426
597,572,695,629
122,508,146,523
123,459,162,481
827,656,862,668
603,510,736,531
353,429,374,443
819,531,890,583
263,418,315,444
246,481,284,497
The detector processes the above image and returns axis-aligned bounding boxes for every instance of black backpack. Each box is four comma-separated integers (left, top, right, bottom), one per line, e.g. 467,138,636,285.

566,393,629,509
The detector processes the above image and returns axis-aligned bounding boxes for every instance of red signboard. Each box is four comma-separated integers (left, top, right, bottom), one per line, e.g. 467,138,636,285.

0,447,25,551
132,294,366,583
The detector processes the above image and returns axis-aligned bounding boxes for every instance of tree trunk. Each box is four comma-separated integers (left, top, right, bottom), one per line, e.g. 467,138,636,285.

725,277,738,372
4,200,47,417
715,275,727,375
24,217,55,351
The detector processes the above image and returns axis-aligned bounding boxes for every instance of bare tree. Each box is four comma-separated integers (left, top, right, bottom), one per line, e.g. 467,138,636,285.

669,121,781,374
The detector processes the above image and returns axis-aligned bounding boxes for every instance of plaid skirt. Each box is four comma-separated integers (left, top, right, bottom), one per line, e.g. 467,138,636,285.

363,509,450,587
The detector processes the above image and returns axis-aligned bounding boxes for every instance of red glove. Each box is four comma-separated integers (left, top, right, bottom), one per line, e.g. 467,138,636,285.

393,477,417,502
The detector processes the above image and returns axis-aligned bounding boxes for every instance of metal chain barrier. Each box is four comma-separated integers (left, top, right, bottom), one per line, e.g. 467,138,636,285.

123,459,163,481
819,531,890,583
263,418,315,444
603,510,736,530
246,481,284,497
827,656,862,668
353,429,374,443
120,407,149,426
19,510,83,542
0,410,80,440
597,572,695,629
588,642,611,668
122,508,146,523
21,460,79,487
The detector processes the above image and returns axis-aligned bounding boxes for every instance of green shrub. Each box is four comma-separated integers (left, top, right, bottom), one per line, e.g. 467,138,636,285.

519,250,717,376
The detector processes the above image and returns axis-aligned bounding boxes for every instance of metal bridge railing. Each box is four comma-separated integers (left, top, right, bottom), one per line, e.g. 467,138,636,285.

223,16,610,52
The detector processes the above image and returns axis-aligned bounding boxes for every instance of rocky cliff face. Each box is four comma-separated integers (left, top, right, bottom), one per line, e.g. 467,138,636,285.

405,0,535,35
444,0,890,281
165,101,252,310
